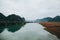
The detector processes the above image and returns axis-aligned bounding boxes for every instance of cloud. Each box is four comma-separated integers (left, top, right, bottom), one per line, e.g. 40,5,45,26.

0,0,60,20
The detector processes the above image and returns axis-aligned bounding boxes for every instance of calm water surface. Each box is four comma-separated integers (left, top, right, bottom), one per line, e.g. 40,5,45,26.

0,23,59,40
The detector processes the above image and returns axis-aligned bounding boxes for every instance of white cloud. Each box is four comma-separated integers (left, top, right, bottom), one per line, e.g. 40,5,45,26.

0,0,60,20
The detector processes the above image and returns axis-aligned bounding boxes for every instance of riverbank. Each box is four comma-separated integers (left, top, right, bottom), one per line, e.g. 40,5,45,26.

39,22,60,39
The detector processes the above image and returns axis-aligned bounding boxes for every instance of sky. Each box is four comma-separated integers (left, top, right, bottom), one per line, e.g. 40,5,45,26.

0,0,60,20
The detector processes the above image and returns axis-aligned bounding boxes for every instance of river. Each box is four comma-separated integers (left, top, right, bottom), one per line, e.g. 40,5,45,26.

0,23,59,40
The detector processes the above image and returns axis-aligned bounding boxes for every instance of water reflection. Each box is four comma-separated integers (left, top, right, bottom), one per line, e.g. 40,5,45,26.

0,23,59,40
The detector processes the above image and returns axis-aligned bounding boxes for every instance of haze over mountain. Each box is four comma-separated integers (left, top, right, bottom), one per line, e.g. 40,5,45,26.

35,15,60,22
49,16,60,22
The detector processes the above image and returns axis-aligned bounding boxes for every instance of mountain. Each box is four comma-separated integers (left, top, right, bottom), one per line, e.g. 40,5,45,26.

0,13,6,21
7,14,24,23
49,16,60,22
40,17,52,22
35,17,52,22
35,16,60,22
0,13,6,33
0,13,26,33
6,14,26,32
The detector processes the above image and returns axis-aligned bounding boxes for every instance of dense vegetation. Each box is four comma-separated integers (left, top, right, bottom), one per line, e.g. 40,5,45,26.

0,13,26,33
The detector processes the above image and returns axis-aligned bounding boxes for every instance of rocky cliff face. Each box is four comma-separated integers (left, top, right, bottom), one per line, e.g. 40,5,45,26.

40,22,60,39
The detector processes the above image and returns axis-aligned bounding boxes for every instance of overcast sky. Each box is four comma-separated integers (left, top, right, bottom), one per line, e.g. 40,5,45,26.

0,0,60,20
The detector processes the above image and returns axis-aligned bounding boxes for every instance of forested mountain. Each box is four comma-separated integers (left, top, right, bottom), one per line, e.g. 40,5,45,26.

0,13,26,33
35,16,60,22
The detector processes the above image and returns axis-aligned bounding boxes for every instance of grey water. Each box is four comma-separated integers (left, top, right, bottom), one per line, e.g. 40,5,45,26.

0,23,59,40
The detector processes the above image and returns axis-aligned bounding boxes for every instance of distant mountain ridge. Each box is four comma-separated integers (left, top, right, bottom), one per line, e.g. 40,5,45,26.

49,16,60,22
35,15,60,22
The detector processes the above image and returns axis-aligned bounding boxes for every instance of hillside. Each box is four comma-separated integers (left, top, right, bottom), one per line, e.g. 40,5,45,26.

35,15,60,22
0,13,26,33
